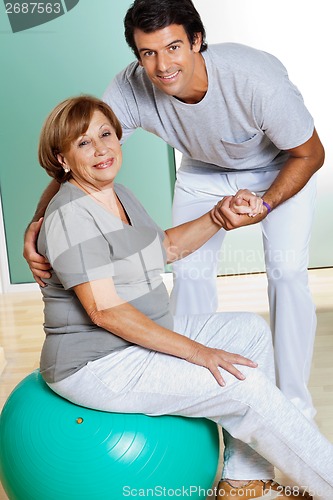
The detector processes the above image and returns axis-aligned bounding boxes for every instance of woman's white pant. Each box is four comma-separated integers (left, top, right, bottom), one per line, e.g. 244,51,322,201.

170,167,317,420
49,312,333,498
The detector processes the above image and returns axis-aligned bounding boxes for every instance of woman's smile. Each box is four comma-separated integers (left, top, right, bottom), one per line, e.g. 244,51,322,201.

93,158,114,169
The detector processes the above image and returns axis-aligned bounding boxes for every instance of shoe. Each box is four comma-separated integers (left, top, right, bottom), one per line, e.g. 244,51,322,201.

216,480,313,499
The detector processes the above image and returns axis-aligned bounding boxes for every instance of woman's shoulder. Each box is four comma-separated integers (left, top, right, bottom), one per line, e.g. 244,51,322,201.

114,182,150,216
114,183,140,206
45,182,87,215
43,183,96,236
114,182,154,219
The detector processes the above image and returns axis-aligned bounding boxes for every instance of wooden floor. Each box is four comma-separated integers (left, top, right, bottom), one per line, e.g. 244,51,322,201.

0,268,332,498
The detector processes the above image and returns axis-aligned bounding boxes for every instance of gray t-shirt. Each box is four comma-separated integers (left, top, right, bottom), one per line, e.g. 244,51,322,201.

103,43,314,173
38,182,172,383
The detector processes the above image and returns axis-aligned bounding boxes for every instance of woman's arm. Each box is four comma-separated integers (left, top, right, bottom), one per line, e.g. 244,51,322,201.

25,191,233,281
163,193,264,263
163,196,234,263
74,277,257,386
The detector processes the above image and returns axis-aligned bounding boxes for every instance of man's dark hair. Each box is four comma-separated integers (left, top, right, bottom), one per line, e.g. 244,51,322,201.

124,0,208,59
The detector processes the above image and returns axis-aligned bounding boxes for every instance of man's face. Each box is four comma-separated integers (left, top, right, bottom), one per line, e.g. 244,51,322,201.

134,24,203,103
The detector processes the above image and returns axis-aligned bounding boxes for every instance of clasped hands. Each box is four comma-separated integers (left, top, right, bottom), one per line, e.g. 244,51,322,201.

211,189,267,231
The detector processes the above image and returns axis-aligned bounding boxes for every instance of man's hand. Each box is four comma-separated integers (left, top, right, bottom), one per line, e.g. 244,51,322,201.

211,195,268,231
23,218,51,287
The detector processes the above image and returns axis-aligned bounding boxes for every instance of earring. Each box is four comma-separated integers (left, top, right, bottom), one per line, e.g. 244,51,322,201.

63,167,70,173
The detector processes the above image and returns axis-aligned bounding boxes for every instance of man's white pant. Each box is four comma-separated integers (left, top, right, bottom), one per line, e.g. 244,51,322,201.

170,167,317,420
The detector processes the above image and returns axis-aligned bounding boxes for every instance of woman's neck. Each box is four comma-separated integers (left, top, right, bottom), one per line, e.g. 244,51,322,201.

69,178,130,224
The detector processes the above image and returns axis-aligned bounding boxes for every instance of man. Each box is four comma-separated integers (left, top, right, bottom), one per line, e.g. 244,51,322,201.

24,1,324,497
104,0,324,421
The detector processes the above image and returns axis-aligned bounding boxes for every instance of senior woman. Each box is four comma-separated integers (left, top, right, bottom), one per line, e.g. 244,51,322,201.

36,95,332,500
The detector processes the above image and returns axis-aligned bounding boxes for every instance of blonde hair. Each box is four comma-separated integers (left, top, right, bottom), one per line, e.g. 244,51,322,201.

38,95,123,183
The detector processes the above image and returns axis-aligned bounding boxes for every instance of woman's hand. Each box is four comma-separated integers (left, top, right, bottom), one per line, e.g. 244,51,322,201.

230,189,264,217
185,344,258,386
211,195,268,231
23,218,52,287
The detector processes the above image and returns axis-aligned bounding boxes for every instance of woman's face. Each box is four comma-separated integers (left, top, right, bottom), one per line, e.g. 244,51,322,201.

59,110,122,190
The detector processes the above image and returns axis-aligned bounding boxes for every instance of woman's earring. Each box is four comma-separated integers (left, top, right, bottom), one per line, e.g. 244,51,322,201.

63,167,70,173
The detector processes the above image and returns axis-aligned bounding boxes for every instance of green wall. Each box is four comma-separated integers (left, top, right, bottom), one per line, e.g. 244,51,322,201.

0,0,175,284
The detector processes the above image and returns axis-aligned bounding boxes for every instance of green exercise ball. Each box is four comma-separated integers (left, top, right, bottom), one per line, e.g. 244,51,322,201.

0,370,219,499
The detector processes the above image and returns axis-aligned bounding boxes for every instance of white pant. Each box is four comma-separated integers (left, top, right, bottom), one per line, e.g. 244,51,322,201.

170,167,317,419
49,313,333,498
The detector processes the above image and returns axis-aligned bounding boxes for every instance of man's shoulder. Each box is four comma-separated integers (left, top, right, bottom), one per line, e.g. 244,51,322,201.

109,60,151,91
206,42,286,79
208,42,280,62
103,59,154,111
208,42,253,53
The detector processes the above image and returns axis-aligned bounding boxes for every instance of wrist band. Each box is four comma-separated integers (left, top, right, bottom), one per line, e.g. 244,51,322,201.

262,200,272,214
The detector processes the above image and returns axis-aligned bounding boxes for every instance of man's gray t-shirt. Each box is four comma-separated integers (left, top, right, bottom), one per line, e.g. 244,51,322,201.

103,43,314,173
38,182,172,383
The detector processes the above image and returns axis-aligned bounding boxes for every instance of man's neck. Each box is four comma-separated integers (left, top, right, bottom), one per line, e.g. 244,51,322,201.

175,52,208,104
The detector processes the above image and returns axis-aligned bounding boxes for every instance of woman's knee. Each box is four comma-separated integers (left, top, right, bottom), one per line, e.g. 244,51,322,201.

219,312,273,360
237,313,272,346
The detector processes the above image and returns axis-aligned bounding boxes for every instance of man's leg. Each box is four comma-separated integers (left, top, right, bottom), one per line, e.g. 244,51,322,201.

170,167,228,315
260,175,317,419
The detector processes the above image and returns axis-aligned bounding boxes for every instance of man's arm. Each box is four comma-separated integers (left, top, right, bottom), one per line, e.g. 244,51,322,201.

29,179,60,224
215,128,324,229
259,128,324,211
23,180,60,286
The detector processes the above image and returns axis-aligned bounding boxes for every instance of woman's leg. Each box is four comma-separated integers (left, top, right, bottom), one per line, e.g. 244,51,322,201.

49,312,333,496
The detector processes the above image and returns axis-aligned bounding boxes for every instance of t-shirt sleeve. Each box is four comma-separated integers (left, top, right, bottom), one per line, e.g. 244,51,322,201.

44,205,116,290
103,71,139,145
256,76,314,150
